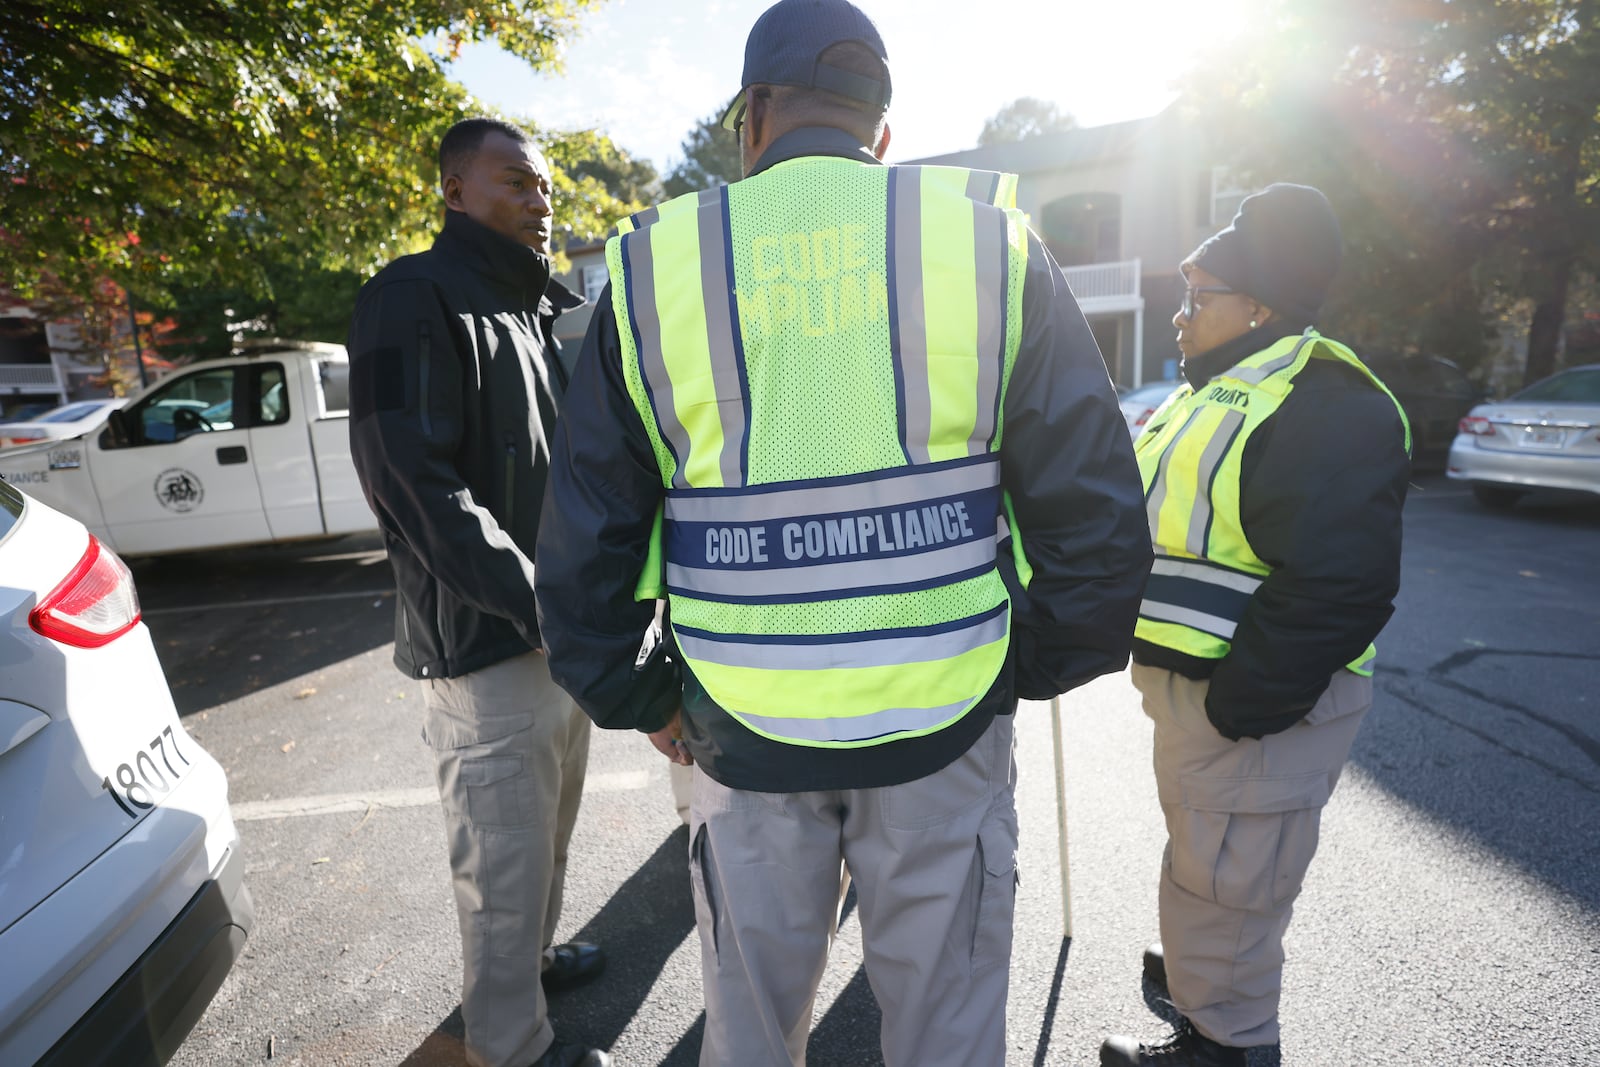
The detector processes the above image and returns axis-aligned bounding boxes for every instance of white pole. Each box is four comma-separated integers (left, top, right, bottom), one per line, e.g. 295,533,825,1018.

1049,694,1072,937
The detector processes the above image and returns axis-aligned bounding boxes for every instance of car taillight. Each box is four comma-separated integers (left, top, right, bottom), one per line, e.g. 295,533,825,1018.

29,535,142,648
1458,415,1495,436
1134,407,1156,428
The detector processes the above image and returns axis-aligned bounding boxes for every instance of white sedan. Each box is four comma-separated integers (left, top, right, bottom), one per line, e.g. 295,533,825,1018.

1447,363,1600,509
0,398,127,449
0,482,252,1064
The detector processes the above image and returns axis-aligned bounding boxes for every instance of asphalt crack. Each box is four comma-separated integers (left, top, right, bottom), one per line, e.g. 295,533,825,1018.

1376,682,1599,797
1424,648,1600,769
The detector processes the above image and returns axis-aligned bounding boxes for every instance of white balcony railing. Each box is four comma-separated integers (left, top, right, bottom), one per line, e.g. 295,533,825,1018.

0,364,64,391
0,363,60,388
1062,258,1141,308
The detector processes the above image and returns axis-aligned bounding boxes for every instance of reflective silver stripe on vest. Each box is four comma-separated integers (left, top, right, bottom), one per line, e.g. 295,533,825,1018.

1139,601,1240,640
1139,557,1263,640
675,609,1008,671
629,205,660,231
668,535,996,598
1184,408,1246,557
964,169,997,205
891,167,932,463
695,187,746,488
735,698,973,744
1144,406,1202,535
969,202,1005,455
623,224,693,487
1229,332,1313,384
1150,556,1263,594
664,457,999,525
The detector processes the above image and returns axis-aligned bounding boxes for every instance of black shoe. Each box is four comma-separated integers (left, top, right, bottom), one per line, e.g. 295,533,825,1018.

1100,1018,1246,1066
529,1038,611,1067
541,941,606,993
1143,941,1167,988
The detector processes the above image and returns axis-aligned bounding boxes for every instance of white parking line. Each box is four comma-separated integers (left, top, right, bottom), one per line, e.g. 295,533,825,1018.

230,770,651,822
142,589,395,615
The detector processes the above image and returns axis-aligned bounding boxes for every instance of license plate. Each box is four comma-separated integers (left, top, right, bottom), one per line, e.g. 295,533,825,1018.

1519,427,1565,449
100,724,192,820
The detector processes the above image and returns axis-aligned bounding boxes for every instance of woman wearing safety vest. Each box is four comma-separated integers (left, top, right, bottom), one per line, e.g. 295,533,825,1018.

1100,184,1412,1067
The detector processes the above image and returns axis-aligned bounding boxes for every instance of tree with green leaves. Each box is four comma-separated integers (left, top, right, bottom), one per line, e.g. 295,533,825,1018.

978,97,1076,147
1185,0,1599,385
0,1,640,327
662,112,744,198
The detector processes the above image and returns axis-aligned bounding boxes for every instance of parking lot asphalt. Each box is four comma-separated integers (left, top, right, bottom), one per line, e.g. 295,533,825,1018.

151,475,1599,1066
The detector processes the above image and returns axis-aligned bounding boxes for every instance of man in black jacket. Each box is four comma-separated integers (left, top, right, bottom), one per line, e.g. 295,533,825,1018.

347,118,609,1067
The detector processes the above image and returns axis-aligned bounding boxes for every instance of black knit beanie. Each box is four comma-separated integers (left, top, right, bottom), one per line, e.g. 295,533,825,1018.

1190,183,1343,322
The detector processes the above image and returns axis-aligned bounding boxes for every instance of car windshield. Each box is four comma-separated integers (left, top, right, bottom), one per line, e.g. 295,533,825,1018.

37,402,110,423
1511,368,1600,404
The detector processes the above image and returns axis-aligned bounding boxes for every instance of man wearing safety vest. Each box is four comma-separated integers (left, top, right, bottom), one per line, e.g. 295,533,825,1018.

534,2,1152,1063
1099,184,1411,1066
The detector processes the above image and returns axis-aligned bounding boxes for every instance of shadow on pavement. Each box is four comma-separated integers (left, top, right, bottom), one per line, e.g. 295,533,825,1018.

549,826,700,1053
1032,937,1073,1066
1352,481,1600,915
395,1008,464,1067
397,826,698,1065
129,534,396,716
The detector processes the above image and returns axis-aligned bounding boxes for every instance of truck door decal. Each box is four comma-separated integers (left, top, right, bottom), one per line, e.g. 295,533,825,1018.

154,468,204,513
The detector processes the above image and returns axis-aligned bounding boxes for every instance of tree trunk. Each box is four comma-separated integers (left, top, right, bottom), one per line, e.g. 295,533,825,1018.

1522,132,1584,389
1524,257,1571,388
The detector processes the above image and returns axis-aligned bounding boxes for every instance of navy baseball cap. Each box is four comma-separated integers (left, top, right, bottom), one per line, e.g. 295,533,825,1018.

718,0,892,131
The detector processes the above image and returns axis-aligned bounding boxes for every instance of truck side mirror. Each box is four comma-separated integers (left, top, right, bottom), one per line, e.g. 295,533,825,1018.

100,408,133,450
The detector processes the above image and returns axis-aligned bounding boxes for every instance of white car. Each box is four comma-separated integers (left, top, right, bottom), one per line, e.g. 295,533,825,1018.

0,481,251,1065
1447,363,1600,509
1119,379,1183,436
0,398,128,450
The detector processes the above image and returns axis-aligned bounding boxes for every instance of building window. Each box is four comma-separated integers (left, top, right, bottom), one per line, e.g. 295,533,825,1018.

1210,167,1251,227
581,263,609,304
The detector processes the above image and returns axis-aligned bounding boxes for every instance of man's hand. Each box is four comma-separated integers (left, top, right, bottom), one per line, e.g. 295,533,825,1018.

647,709,693,766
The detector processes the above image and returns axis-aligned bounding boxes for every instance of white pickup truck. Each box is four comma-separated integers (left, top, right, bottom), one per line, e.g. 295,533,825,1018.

0,341,376,557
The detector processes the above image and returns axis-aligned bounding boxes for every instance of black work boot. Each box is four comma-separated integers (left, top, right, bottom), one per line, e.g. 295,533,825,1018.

529,1038,611,1067
1143,941,1167,988
1100,1018,1246,1066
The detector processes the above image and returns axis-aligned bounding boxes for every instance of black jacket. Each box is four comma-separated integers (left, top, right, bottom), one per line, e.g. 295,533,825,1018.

347,210,582,679
1132,322,1412,739
534,128,1153,793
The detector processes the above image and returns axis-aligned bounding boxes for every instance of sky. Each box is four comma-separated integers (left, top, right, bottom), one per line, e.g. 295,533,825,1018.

448,0,1250,172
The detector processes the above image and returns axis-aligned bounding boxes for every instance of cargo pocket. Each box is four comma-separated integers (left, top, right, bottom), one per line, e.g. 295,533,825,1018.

688,823,720,962
970,804,1019,976
1171,770,1331,912
1303,670,1373,728
433,750,532,829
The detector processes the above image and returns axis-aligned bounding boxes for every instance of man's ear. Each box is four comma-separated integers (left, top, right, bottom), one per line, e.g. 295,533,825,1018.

441,174,463,212
872,121,892,161
1252,300,1276,326
745,88,771,155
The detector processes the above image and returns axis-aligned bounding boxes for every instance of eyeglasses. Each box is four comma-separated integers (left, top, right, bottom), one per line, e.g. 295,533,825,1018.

728,100,747,137
1180,285,1236,319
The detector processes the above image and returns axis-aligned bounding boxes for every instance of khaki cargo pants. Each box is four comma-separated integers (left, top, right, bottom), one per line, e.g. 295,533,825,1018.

422,651,592,1067
1134,663,1371,1048
688,714,1019,1067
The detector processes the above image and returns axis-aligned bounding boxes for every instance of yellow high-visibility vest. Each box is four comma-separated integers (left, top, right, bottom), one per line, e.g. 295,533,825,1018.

1134,329,1409,677
606,158,1029,746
